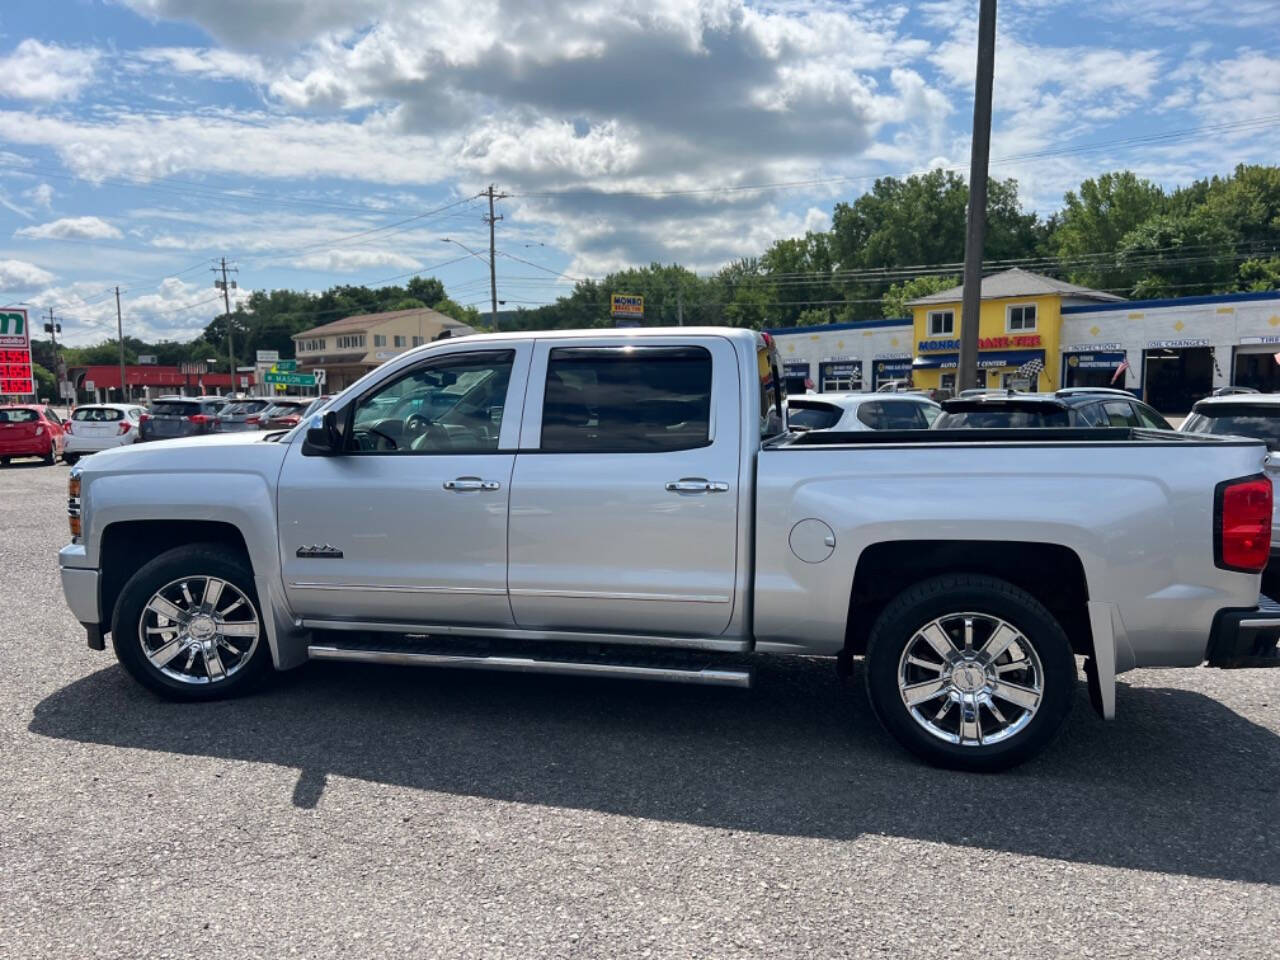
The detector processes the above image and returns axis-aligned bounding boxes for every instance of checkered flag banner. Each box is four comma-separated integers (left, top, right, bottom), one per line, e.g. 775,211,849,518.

1017,357,1044,379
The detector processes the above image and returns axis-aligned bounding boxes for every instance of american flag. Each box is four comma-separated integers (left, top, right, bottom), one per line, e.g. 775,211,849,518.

1110,358,1130,385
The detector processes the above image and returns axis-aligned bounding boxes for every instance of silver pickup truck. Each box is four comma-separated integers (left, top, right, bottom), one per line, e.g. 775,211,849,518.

58,328,1280,771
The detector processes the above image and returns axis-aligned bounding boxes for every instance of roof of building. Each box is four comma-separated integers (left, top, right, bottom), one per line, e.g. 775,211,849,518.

906,268,1125,306
292,306,469,339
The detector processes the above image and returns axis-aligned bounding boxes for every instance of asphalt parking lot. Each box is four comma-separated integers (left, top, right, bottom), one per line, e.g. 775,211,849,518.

2,461,1277,959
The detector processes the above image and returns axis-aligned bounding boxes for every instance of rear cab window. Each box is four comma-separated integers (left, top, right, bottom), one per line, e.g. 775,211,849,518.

540,345,712,452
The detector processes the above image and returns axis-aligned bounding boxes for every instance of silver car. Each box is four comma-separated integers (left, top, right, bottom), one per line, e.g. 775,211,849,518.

218,399,274,432
786,393,941,432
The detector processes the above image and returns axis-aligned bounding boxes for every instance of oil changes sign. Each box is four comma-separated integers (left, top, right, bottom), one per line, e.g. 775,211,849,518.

0,309,33,396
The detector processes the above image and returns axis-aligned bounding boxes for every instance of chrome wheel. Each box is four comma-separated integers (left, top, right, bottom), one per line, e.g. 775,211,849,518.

137,576,260,685
897,612,1044,747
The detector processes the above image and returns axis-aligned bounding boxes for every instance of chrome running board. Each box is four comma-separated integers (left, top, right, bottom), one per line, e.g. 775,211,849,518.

307,644,752,688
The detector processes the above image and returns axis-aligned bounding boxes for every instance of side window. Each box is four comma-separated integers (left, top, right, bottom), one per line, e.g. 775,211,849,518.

350,351,514,454
1073,403,1101,426
44,407,61,424
1133,403,1171,429
1102,400,1140,427
920,404,941,427
540,346,712,453
855,401,885,429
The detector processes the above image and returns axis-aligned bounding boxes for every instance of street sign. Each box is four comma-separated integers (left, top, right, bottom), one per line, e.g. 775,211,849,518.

274,359,298,372
263,371,316,387
313,369,326,386
256,349,279,363
0,308,34,395
84,380,95,391
138,354,157,365
610,294,644,320
239,376,249,388
59,381,75,399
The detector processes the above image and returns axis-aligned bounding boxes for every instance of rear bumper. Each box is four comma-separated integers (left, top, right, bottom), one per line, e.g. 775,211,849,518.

0,438,51,456
65,436,128,453
1206,594,1280,668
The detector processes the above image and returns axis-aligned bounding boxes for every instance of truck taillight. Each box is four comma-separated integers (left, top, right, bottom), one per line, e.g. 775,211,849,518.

1215,475,1272,573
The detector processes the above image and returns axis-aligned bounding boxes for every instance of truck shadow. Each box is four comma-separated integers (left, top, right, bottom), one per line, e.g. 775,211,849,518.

29,656,1280,885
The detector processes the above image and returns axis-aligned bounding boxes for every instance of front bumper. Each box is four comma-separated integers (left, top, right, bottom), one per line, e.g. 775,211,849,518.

1206,594,1280,668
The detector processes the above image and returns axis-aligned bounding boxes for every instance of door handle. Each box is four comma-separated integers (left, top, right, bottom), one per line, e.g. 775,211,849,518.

665,478,730,493
444,478,501,491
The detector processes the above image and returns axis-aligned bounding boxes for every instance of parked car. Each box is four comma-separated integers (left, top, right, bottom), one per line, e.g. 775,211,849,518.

218,399,274,432
786,393,941,432
1181,394,1280,593
0,404,66,465
934,390,1172,429
63,404,146,464
58,328,1280,772
258,398,311,430
300,395,335,420
138,398,224,441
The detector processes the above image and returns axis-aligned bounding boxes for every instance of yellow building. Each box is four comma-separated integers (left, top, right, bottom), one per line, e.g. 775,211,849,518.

907,268,1123,393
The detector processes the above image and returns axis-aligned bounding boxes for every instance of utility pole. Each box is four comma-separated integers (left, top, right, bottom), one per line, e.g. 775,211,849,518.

214,258,238,394
957,0,997,392
482,185,508,331
114,287,128,402
44,307,63,404
677,287,684,326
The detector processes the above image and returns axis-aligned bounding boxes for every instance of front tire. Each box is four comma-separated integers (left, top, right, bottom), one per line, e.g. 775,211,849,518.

864,574,1076,772
63,453,80,465
111,543,272,701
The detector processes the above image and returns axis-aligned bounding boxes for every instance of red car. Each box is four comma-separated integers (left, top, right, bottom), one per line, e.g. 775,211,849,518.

0,404,67,465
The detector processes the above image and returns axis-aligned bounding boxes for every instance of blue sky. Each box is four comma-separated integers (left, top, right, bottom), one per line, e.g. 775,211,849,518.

0,0,1277,345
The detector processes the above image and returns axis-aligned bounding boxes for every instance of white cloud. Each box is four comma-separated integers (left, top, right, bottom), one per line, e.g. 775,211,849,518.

24,183,54,210
0,258,55,291
0,39,98,102
16,216,123,241
133,47,272,85
292,248,422,271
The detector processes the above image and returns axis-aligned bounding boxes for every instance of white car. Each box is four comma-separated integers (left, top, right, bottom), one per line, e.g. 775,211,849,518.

63,404,146,464
786,392,942,432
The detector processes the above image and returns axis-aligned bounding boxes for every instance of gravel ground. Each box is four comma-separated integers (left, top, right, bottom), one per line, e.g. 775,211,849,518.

1,460,1277,959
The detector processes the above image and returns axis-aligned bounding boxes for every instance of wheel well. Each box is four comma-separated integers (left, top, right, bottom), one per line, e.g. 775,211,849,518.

98,521,251,635
846,540,1093,658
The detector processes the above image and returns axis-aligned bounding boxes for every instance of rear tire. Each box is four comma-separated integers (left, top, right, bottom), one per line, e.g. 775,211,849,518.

864,574,1076,772
63,453,80,465
42,445,56,465
111,543,272,701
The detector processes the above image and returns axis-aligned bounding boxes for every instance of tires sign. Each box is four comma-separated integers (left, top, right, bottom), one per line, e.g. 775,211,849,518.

0,309,34,396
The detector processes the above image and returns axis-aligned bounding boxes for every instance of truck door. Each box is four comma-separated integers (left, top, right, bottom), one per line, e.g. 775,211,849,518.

277,343,530,626
507,336,741,637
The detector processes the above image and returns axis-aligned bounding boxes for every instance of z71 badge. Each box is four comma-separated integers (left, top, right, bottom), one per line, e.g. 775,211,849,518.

296,544,344,559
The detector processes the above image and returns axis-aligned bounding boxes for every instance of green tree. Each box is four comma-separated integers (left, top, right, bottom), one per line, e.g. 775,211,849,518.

881,274,960,319
1117,212,1237,299
1053,171,1166,291
1234,257,1280,292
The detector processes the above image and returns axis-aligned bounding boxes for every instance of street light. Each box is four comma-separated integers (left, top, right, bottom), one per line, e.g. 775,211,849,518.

439,237,490,266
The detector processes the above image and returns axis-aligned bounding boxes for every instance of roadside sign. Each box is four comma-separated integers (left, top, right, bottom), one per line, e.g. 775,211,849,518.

138,354,157,365
239,376,249,388
59,381,75,399
610,294,644,320
313,369,326,386
264,371,317,387
0,308,34,395
256,349,279,363
84,380,95,391
274,359,298,372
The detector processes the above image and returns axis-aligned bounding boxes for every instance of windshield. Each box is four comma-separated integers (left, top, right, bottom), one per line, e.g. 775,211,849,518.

148,402,201,416
222,400,269,416
935,406,1071,428
72,407,124,421
1183,407,1280,448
